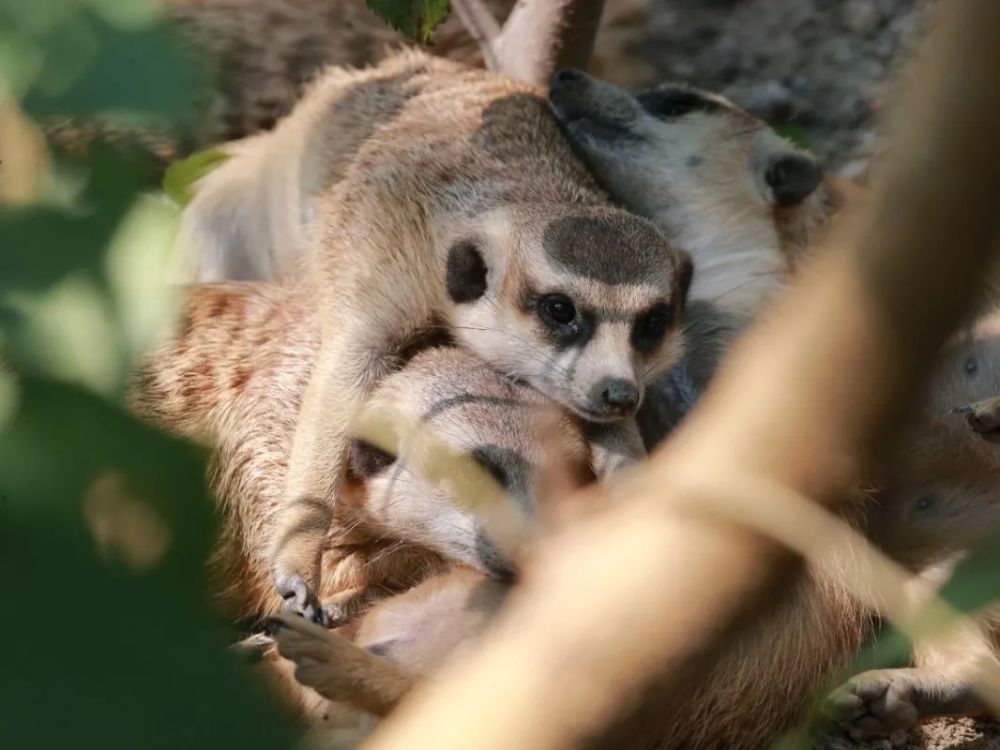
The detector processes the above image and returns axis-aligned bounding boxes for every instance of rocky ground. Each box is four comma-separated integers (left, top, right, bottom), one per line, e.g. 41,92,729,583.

634,0,933,178
633,3,1000,749
819,718,1000,750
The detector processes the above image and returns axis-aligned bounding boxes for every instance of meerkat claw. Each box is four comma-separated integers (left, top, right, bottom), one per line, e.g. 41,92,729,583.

276,574,330,626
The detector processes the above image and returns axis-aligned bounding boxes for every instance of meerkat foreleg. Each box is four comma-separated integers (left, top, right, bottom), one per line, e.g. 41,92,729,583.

273,328,386,624
826,616,999,735
954,395,1000,441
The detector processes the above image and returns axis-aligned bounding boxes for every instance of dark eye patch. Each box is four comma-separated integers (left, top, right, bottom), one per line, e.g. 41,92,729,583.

470,445,531,507
446,240,488,303
632,303,674,353
637,86,721,118
965,356,979,377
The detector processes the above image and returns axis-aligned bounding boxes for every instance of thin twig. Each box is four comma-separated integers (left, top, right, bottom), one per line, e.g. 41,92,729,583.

450,0,502,71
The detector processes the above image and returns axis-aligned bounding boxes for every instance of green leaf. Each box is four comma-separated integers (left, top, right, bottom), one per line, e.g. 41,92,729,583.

0,376,298,750
162,148,230,206
366,0,451,44
774,123,813,151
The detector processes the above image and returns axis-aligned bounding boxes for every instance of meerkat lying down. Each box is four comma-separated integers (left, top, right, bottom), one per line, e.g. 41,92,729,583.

170,51,693,624
266,467,1000,747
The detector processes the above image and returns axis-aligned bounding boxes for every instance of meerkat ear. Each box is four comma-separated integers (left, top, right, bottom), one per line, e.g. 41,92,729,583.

673,252,694,317
446,240,489,303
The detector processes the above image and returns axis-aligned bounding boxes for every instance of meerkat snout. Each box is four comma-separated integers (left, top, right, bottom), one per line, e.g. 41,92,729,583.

591,377,640,417
765,154,823,205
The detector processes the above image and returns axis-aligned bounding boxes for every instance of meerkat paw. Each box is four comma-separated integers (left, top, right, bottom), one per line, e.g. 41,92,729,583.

825,669,923,736
825,667,983,736
275,573,330,627
954,396,1000,441
267,614,341,695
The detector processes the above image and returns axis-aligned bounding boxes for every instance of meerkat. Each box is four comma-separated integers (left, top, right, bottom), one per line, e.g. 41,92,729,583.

134,296,1000,745
547,69,854,445
133,281,596,625
188,51,691,624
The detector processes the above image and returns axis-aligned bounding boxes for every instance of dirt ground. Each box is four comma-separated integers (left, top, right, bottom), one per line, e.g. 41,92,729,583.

816,718,1000,750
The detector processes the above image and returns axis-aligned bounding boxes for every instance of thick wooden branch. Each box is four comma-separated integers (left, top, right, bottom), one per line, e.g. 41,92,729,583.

363,1,1000,747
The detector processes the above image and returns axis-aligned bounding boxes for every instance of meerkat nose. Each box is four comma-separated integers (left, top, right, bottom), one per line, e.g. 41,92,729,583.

766,154,823,205
551,68,587,89
595,378,640,414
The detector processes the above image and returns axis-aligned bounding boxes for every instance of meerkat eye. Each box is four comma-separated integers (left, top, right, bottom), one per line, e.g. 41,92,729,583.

538,294,577,327
965,356,979,376
632,303,673,352
637,87,713,118
914,494,936,511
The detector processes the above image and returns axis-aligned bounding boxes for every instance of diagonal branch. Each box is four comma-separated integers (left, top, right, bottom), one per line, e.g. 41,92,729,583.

450,0,502,71
363,1,1000,747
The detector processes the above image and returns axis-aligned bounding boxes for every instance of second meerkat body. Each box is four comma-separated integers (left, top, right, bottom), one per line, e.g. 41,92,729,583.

132,283,595,624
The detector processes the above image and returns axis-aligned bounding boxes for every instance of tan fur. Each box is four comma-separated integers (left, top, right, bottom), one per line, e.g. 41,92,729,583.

132,279,597,622
201,52,689,620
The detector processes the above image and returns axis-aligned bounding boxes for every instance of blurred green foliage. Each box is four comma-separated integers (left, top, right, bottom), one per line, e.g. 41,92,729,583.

366,0,451,43
0,0,297,747
163,149,230,207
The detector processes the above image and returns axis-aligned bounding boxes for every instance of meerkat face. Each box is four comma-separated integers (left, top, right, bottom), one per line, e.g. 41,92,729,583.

440,207,690,423
871,479,1000,569
548,70,825,297
347,348,594,579
926,310,1000,416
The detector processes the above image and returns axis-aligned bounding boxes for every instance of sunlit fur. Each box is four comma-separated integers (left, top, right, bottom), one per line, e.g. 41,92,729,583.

131,283,592,623
173,51,691,612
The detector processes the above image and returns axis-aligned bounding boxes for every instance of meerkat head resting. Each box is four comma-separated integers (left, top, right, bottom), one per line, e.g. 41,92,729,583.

345,346,595,581
548,69,832,318
442,205,692,423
